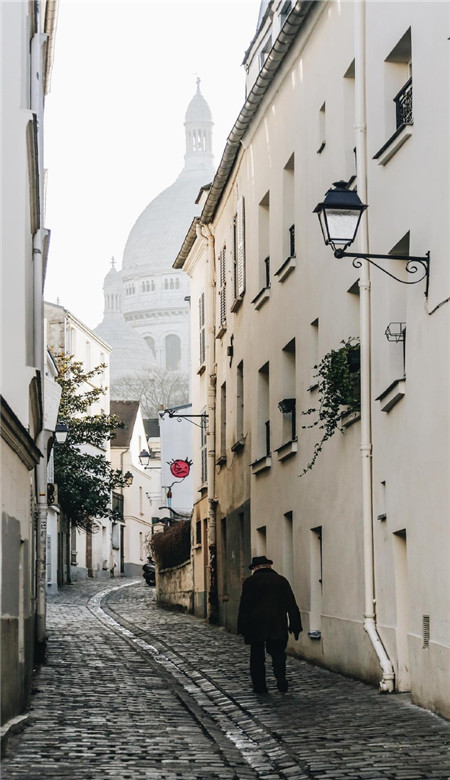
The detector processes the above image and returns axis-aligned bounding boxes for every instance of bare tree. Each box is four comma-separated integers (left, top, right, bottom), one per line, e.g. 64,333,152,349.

111,366,189,418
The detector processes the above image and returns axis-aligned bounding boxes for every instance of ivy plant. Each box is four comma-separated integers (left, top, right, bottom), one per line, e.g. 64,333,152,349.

300,338,360,475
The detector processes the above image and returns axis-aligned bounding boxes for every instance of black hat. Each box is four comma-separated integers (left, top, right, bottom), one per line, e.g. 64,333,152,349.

249,555,273,570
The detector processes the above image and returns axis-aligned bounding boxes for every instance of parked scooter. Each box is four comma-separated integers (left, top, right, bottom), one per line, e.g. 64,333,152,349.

142,557,156,586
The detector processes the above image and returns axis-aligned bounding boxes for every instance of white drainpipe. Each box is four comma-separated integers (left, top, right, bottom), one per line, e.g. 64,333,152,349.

354,0,395,693
199,223,218,622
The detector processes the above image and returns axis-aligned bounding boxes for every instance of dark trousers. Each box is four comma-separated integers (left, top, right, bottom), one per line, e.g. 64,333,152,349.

250,639,287,689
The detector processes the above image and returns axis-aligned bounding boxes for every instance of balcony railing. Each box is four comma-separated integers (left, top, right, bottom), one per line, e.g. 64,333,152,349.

394,77,413,129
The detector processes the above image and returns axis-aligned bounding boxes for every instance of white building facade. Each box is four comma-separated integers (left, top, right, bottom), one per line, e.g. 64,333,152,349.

45,302,119,582
176,0,450,718
1,0,59,727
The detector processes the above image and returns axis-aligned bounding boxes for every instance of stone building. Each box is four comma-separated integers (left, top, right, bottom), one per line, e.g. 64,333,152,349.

175,0,450,719
95,81,215,386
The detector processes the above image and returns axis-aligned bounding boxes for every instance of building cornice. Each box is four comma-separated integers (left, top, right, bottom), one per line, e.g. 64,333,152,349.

1,396,43,470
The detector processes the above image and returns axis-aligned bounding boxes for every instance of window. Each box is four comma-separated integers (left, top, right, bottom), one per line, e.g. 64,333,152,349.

144,335,156,359
195,519,202,546
258,192,270,290
200,412,207,485
280,0,292,28
258,362,270,457
310,526,323,636
280,339,296,443
218,245,227,328
259,35,272,70
374,28,413,163
283,511,294,583
317,102,326,154
233,196,246,301
165,334,181,371
310,319,319,389
236,361,244,444
198,292,206,366
283,155,295,259
219,382,226,460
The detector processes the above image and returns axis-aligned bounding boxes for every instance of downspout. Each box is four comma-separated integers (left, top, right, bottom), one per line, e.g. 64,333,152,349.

200,223,218,623
354,0,395,692
32,24,50,658
34,229,49,659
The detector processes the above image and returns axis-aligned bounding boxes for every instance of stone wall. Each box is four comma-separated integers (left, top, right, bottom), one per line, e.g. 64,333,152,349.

156,559,193,613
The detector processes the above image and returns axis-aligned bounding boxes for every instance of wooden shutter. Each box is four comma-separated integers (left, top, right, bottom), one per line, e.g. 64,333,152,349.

219,246,226,326
199,292,205,364
236,196,246,296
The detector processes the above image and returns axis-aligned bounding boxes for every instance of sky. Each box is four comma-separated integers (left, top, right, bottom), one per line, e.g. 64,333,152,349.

44,0,261,330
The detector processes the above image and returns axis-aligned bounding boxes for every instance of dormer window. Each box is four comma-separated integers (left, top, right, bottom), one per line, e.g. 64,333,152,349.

259,35,272,70
280,0,292,28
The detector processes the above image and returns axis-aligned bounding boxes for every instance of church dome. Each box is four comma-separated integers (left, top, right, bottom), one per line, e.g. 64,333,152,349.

122,82,215,273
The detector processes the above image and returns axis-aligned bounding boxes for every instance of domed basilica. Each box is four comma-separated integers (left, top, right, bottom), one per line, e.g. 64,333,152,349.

95,80,215,388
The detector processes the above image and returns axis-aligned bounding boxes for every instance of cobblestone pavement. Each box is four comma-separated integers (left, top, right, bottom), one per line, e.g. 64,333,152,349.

2,579,449,780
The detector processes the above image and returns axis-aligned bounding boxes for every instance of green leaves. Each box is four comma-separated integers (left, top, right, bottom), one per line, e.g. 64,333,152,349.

300,338,360,475
53,354,127,531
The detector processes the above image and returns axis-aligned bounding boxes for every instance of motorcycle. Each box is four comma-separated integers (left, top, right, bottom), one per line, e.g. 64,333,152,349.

142,558,156,586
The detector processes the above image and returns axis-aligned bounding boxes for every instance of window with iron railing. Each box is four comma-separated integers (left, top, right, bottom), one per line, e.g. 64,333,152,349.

394,77,413,129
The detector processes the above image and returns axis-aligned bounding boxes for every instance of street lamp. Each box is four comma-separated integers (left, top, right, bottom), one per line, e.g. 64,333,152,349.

314,180,430,295
54,421,68,444
123,471,134,486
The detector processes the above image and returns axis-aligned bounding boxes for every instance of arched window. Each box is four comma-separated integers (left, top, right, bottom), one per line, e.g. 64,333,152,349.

175,278,180,289
169,278,174,289
165,334,181,371
144,336,156,359
164,279,169,290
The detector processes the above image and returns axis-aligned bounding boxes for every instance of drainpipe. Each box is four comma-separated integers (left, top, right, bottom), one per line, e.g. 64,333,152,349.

354,0,395,692
34,227,49,659
199,223,218,623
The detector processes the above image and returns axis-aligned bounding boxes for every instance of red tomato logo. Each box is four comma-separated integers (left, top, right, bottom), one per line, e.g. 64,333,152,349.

169,458,192,478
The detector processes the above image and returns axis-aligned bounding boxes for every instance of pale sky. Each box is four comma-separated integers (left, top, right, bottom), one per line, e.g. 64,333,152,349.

44,0,261,330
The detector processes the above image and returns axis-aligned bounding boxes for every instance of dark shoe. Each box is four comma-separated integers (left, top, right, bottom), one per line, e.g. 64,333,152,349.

276,678,288,692
252,686,268,694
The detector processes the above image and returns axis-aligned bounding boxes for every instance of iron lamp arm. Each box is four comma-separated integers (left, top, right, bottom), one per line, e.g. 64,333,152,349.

333,249,430,296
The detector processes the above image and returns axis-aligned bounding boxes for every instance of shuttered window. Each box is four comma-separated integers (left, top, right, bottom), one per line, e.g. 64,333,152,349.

200,412,208,485
218,245,227,326
199,292,206,365
236,196,246,296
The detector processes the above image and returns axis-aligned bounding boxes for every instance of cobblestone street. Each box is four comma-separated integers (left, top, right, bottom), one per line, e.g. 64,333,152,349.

2,579,449,779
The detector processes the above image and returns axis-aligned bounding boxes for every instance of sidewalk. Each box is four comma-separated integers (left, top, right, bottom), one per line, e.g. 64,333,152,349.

2,579,449,779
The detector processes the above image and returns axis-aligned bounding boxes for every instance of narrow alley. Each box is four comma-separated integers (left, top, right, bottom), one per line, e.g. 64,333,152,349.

2,580,449,780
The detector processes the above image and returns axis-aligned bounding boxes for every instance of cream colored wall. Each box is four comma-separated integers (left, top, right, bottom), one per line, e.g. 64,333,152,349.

198,0,449,716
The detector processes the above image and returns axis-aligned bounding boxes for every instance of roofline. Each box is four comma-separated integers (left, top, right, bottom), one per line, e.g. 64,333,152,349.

173,1,316,269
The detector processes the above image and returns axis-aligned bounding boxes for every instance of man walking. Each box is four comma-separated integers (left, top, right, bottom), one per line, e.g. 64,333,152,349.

237,555,302,693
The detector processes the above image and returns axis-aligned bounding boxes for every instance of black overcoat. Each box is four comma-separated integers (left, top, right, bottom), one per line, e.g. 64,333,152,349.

237,568,302,644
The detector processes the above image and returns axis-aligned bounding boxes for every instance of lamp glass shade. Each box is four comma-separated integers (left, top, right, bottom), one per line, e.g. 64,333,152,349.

322,208,363,248
55,422,68,444
314,182,367,251
138,449,151,467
